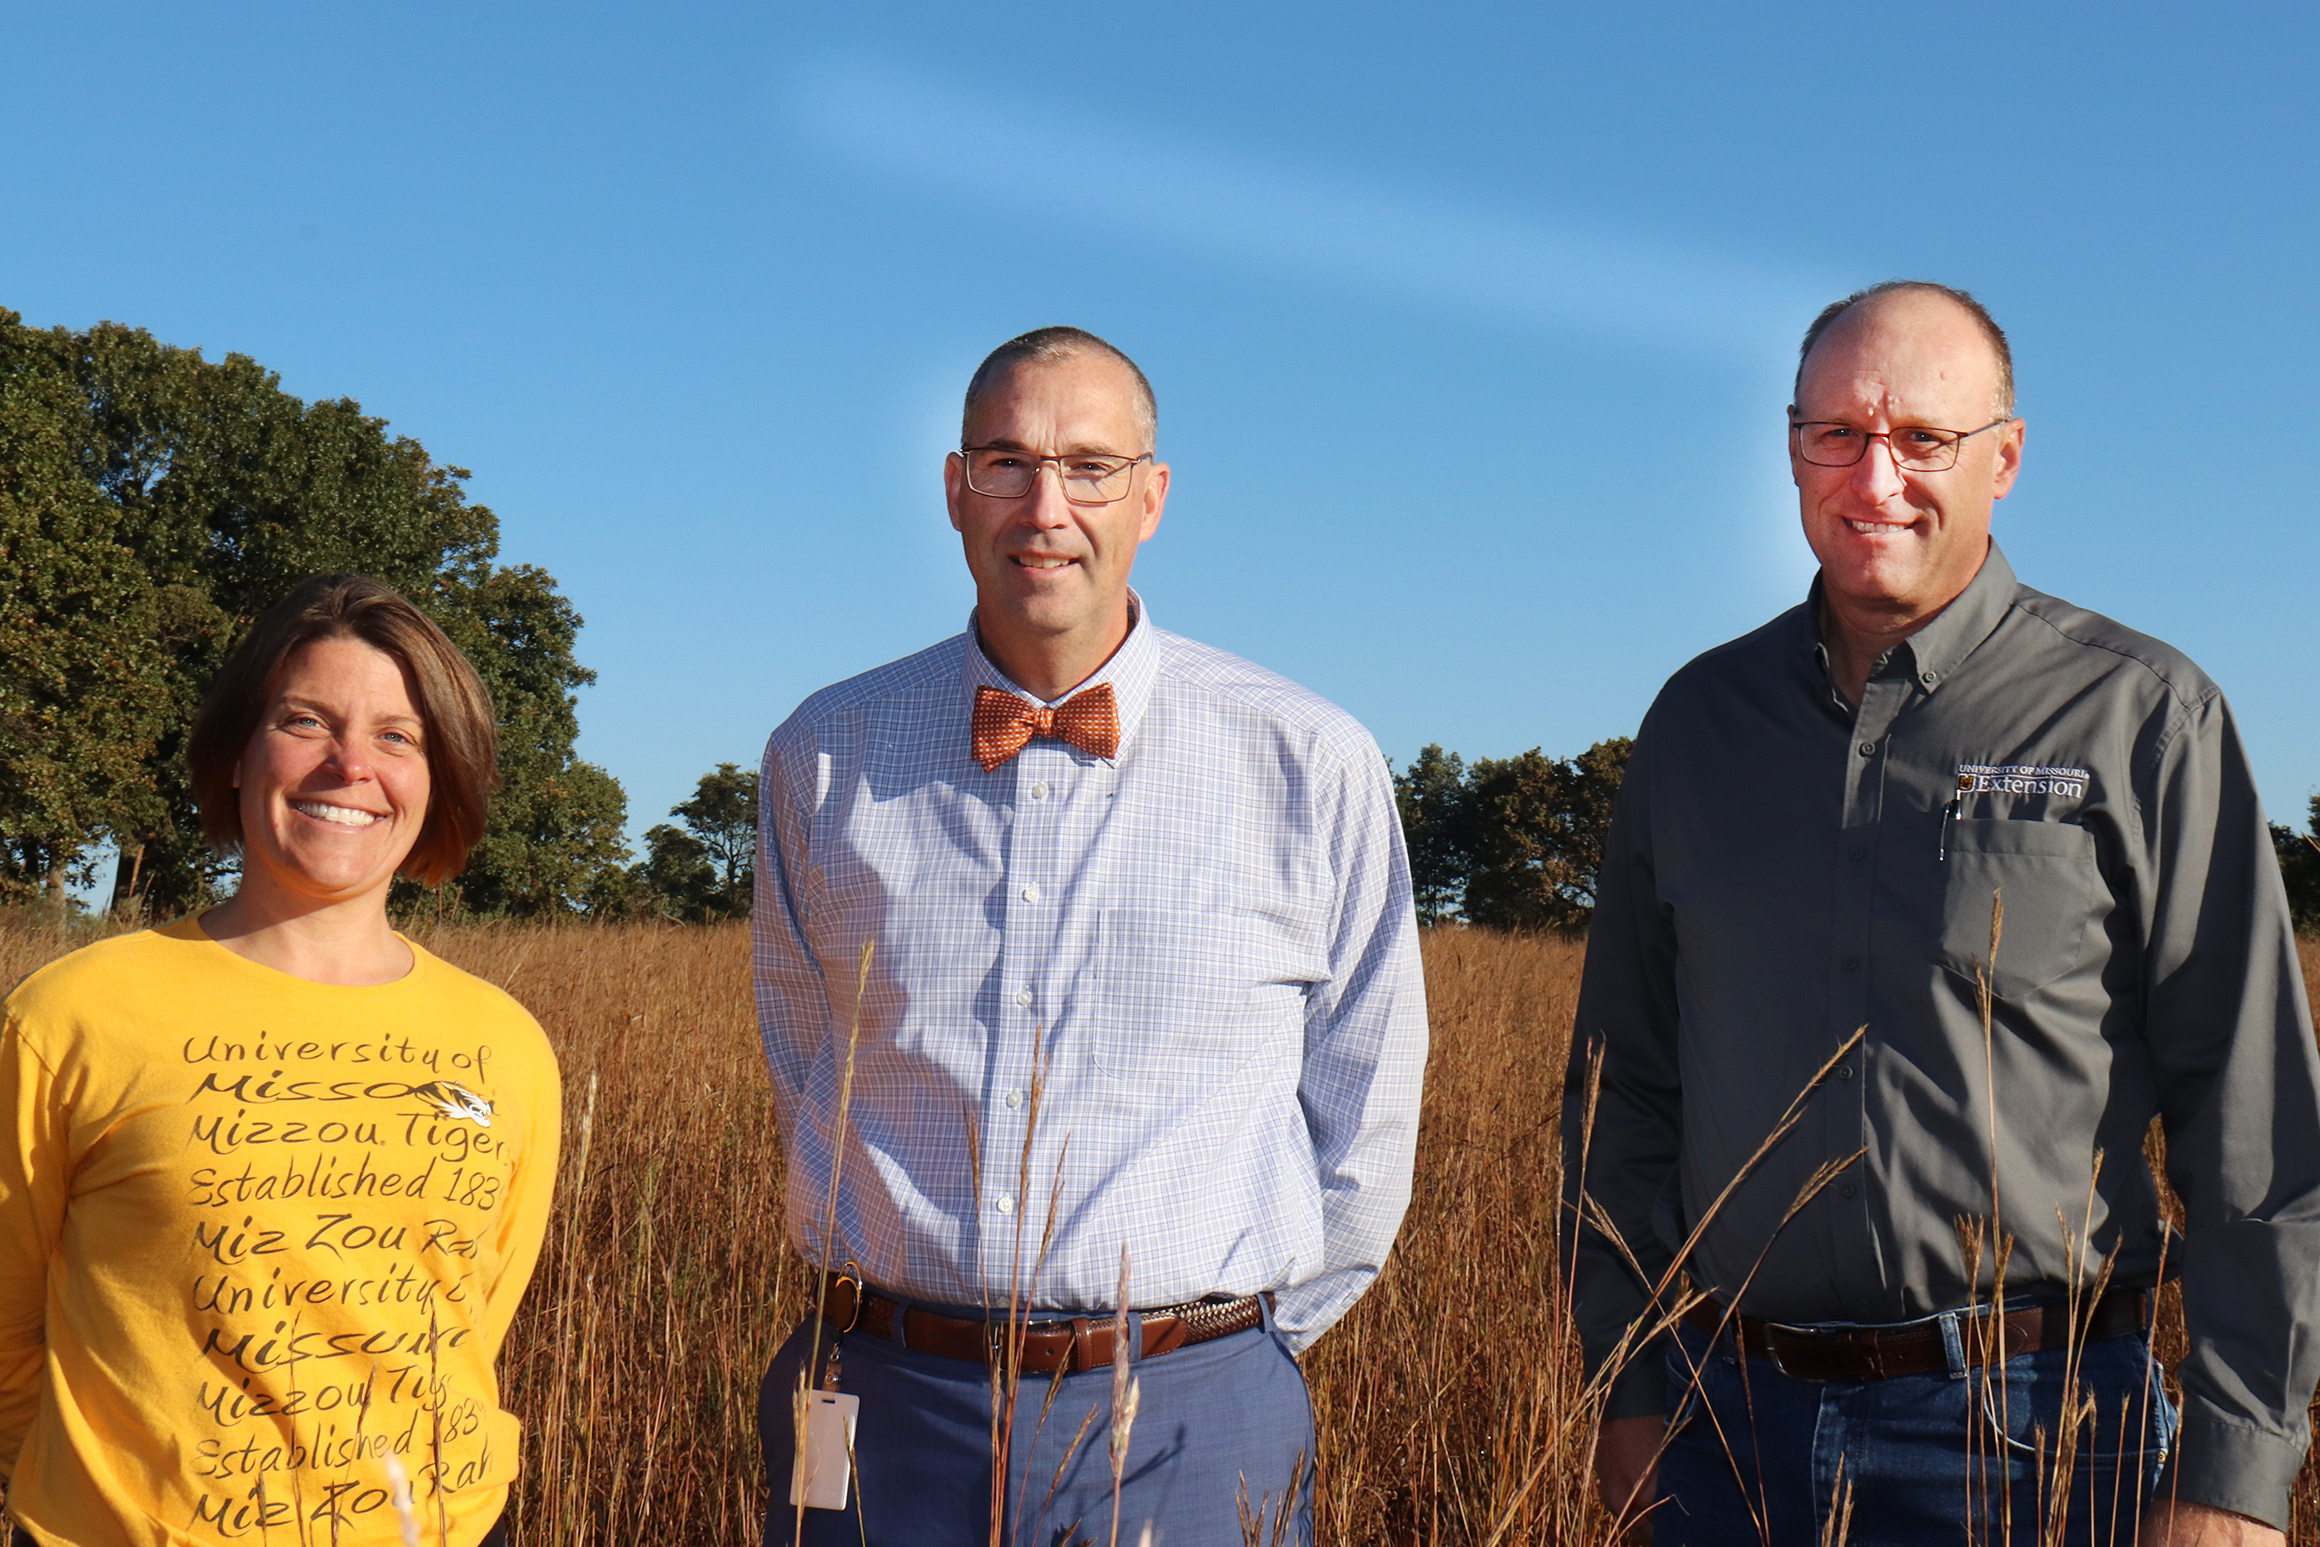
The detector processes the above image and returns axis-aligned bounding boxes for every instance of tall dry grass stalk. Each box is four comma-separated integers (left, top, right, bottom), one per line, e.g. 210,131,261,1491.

4,913,2320,1542
1298,927,1609,1543
440,919,804,1543
1108,1244,1138,1547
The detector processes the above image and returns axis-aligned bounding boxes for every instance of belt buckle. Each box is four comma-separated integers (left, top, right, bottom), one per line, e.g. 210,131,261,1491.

828,1260,865,1335
1762,1322,1835,1383
985,1315,1036,1360
986,1314,1059,1364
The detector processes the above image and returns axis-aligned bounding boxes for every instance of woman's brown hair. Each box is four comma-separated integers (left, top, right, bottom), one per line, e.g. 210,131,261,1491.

187,575,500,887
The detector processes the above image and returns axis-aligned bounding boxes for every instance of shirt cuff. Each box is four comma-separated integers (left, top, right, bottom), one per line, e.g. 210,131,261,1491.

2162,1398,2310,1533
1272,1270,1369,1355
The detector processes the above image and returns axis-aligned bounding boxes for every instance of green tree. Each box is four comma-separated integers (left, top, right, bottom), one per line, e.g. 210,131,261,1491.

1392,737,1633,932
1459,738,1633,933
632,824,718,921
675,762,757,910
432,567,631,917
2276,794,2320,935
0,335,170,903
1392,744,1469,925
0,308,628,917
628,763,758,922
442,756,634,919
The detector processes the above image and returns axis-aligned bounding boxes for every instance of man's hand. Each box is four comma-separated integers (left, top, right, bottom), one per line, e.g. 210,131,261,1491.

1595,1413,1664,1538
2136,1501,2284,1546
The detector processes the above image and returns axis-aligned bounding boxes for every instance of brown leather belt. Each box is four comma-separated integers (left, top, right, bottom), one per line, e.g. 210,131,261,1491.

1682,1288,2147,1384
817,1275,1270,1377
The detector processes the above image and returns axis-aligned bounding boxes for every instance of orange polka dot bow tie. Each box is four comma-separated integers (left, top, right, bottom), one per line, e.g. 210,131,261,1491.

972,683,1120,772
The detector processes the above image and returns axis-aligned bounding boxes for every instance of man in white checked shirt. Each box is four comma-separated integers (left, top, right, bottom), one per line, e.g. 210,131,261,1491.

751,326,1428,1545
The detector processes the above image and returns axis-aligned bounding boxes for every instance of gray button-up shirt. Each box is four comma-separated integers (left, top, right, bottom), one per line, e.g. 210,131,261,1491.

1563,543,2320,1524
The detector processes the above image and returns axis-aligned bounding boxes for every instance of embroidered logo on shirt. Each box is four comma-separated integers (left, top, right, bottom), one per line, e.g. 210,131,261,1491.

410,1080,495,1127
1956,762,2091,799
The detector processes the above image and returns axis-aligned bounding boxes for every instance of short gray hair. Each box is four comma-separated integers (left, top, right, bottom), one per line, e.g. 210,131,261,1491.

962,326,1158,449
1794,280,2016,417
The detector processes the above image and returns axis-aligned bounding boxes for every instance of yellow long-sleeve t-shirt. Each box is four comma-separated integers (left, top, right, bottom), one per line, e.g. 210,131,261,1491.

0,921,561,1547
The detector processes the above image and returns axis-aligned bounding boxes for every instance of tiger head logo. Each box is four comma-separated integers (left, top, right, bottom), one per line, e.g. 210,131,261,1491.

410,1080,495,1128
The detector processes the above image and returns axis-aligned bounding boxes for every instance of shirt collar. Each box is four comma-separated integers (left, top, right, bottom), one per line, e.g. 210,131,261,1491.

1805,540,2020,697
959,589,1159,754
1891,540,2019,690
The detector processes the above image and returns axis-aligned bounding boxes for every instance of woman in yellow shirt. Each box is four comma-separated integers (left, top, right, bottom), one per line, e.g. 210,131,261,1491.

0,575,562,1546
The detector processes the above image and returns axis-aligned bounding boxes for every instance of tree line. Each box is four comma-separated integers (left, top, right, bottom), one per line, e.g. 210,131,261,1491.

632,744,2320,938
632,749,2320,935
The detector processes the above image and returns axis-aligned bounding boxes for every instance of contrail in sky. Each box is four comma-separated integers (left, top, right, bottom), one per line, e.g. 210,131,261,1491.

786,53,1840,366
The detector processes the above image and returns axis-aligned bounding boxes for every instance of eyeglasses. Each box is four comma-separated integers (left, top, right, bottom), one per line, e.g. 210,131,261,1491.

1790,416,2013,471
959,447,1153,505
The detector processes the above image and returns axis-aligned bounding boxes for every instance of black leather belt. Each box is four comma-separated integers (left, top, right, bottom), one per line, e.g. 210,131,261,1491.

1682,1288,2147,1383
818,1273,1270,1376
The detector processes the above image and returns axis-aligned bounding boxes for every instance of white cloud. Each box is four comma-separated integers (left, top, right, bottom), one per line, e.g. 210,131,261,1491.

786,53,1840,365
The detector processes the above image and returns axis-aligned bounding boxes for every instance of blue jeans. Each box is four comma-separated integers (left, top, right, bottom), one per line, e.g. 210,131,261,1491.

1656,1318,2176,1546
758,1296,1315,1547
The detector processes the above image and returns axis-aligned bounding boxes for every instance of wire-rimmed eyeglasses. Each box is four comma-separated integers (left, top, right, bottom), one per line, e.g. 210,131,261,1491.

958,447,1153,505
1790,416,2013,472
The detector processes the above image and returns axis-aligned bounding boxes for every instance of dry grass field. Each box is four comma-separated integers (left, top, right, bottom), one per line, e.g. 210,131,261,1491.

2,918,2318,1544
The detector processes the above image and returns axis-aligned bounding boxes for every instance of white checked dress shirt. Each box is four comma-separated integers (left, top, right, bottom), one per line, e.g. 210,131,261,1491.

752,598,1427,1349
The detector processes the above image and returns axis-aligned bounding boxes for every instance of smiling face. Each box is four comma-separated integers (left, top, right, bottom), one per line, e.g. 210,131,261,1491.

944,352,1168,699
1792,290,2025,626
233,635,433,914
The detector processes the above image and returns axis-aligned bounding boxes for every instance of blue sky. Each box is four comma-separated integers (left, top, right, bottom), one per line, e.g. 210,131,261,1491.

6,2,2317,857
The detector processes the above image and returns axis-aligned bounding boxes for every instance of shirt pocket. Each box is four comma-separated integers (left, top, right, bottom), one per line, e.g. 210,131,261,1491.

1934,819,2108,1000
1093,906,1317,1101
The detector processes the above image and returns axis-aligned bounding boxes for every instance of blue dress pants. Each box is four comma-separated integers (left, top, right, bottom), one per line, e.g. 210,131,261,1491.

759,1297,1316,1547
1654,1319,2176,1546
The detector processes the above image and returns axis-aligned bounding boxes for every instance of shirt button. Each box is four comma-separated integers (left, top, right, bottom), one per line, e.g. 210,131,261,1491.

1028,780,1050,801
1020,882,1041,903
1920,671,1937,685
1858,741,1877,758
1014,986,1034,1007
1841,956,1859,971
1004,1089,1023,1109
994,1194,1016,1215
1839,1184,1858,1200
1847,845,1866,862
1836,1065,1855,1080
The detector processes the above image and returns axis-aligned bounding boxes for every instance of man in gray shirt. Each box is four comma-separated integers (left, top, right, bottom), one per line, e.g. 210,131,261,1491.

1566,281,2320,1545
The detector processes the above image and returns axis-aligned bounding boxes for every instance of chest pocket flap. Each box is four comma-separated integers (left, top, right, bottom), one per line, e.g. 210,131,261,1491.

1936,819,2108,1001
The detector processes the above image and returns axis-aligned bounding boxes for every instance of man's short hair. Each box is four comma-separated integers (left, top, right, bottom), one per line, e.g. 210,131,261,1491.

187,573,500,887
962,326,1158,450
1794,280,2016,417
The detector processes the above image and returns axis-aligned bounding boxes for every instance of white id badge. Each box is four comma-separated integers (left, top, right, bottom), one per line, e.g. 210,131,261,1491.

790,1390,860,1510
